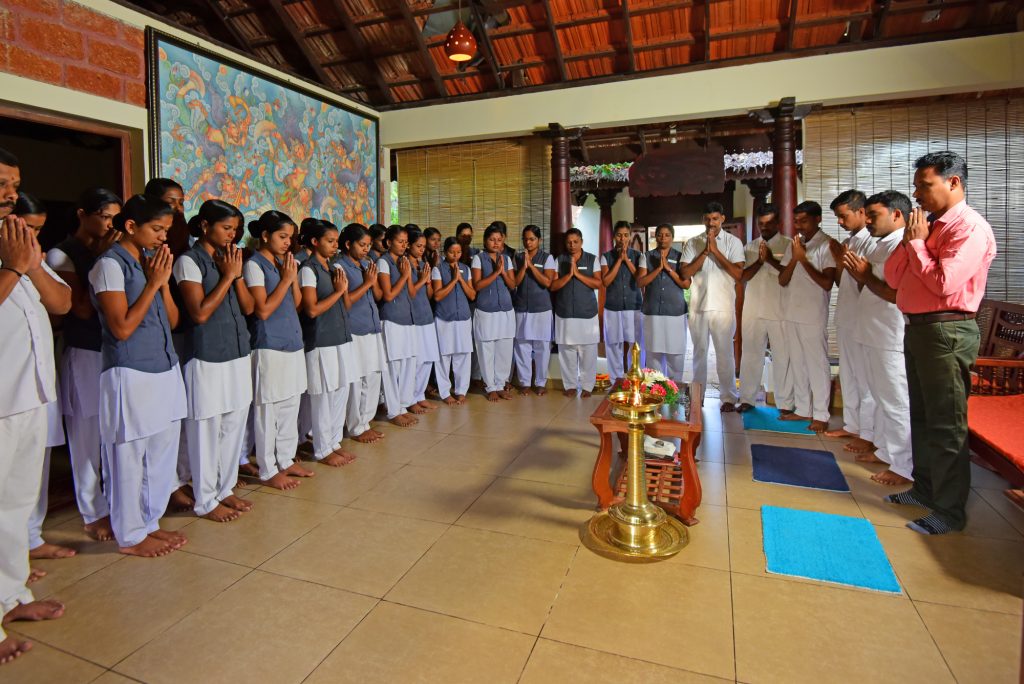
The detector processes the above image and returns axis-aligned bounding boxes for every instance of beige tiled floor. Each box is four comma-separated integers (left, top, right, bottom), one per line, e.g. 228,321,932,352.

6,392,1022,683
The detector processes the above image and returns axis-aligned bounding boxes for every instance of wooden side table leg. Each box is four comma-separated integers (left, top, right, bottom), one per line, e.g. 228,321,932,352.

678,436,703,526
591,429,615,510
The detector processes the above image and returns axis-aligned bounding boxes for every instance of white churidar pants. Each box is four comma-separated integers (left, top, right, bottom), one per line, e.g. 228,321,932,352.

864,346,913,479
514,340,551,388
437,353,471,398
689,310,739,402
783,320,831,422
387,357,417,412
105,420,181,548
65,413,108,524
648,353,686,385
253,396,299,481
185,408,248,516
838,328,875,442
738,317,787,406
297,393,313,444
309,386,349,460
347,372,383,436
559,344,598,392
28,448,53,551
0,406,46,642
476,338,514,393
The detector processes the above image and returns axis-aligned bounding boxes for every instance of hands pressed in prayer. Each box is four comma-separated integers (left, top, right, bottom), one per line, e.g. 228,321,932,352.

790,235,807,262
841,252,870,281
906,207,930,243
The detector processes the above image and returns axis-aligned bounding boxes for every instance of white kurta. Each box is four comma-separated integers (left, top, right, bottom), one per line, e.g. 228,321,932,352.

554,315,600,345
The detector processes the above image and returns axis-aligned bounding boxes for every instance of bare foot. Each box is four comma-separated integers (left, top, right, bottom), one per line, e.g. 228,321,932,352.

222,494,253,512
408,403,428,414
149,529,187,548
27,567,46,584
871,469,913,486
263,471,301,490
844,438,877,454
29,542,76,560
83,516,113,542
286,462,316,478
202,504,240,523
3,599,65,624
321,450,357,467
534,386,547,396
778,409,794,416
736,403,754,413
0,635,32,664
454,394,467,405
856,451,886,464
486,391,500,402
562,389,576,397
416,400,438,412
581,390,592,398
352,430,382,443
369,428,386,438
808,420,828,433
443,395,458,406
517,386,531,396
239,463,260,478
720,403,736,412
168,486,195,512
779,413,809,422
497,390,513,400
824,428,856,438
390,413,418,427
120,536,174,557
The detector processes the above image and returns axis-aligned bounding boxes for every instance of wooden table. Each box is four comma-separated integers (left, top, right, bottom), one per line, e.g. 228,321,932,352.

589,382,705,525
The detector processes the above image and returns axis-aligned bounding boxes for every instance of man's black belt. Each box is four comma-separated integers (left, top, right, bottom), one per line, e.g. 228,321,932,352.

904,311,976,325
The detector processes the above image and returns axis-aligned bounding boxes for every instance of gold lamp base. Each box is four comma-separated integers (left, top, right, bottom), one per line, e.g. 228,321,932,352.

582,510,688,562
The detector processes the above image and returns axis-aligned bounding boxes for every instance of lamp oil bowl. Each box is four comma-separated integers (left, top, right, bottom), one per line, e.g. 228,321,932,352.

582,344,689,561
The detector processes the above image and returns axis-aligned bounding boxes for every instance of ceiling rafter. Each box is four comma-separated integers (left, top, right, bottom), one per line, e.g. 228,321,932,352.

470,0,506,89
541,0,568,82
197,0,252,52
703,0,712,61
266,0,335,84
785,0,799,51
622,0,636,73
326,0,395,105
395,0,447,99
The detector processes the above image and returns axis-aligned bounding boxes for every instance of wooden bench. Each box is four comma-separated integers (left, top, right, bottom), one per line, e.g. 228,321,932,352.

969,299,1024,508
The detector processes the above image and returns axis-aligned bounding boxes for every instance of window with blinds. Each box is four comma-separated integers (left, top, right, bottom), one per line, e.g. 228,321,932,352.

395,138,552,252
803,97,1023,357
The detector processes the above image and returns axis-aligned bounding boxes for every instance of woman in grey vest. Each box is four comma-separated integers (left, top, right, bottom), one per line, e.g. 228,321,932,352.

242,211,312,491
376,225,421,424
173,200,255,523
298,219,358,468
432,237,476,404
407,228,441,411
45,188,122,543
88,195,188,558
550,228,602,397
637,223,691,384
600,220,644,385
424,227,442,269
367,224,387,263
337,223,388,443
512,225,556,395
472,224,517,401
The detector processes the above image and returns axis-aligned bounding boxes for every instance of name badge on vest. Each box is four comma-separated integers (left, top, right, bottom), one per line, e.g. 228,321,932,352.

668,259,678,265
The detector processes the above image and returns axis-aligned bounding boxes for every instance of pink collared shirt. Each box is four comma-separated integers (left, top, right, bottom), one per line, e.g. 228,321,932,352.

883,200,996,314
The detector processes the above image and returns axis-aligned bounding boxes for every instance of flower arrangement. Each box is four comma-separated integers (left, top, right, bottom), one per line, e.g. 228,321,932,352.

622,368,680,405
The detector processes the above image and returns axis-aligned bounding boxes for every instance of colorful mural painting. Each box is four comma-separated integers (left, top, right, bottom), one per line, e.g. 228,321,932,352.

148,31,378,225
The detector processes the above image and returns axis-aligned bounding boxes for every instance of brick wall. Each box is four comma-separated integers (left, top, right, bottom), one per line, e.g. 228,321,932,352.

0,0,145,106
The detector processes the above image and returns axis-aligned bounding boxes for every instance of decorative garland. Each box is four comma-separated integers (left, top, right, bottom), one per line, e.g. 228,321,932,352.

723,150,804,173
569,150,803,184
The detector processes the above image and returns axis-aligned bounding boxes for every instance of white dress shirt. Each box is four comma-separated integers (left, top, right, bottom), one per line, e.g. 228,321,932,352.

681,231,745,313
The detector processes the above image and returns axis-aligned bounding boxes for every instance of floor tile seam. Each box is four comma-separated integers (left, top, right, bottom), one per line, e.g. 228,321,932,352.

513,635,542,684
728,566,914,601
866,517,1024,541
107,566,257,672
724,463,739,677
251,566,391,602
906,595,1024,617
297,596,383,684
249,508,352,570
97,672,145,683
31,554,130,601
533,545,580,645
376,597,546,637
5,627,115,673
447,519,584,550
905,590,960,682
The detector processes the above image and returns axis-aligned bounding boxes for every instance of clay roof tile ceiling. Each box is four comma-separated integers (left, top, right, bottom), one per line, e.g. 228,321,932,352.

124,0,1020,109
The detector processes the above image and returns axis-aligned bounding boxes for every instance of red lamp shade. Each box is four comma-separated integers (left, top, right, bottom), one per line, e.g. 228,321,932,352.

444,20,477,62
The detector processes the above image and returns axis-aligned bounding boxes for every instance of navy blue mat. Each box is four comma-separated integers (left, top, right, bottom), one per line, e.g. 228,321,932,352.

751,444,849,492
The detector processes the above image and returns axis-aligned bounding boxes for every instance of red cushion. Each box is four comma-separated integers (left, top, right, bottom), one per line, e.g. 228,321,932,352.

968,394,1024,469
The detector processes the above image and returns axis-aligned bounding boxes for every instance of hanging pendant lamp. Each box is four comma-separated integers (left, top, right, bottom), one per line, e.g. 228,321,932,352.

444,0,477,62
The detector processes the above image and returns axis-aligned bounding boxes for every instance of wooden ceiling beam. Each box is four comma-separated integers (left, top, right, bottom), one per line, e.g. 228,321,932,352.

395,0,448,99
622,0,636,73
197,0,252,52
470,1,506,89
785,0,799,51
326,0,395,105
703,0,711,61
266,0,335,84
541,0,568,81
873,0,892,39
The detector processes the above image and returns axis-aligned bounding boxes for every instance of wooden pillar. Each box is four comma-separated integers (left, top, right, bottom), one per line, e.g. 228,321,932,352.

742,178,773,240
546,123,573,256
593,188,617,255
771,97,798,238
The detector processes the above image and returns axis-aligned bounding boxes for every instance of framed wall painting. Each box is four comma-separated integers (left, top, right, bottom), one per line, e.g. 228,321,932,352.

146,29,379,226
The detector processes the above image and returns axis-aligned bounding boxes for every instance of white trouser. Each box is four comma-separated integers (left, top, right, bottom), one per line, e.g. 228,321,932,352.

783,320,832,422
240,406,254,466
415,362,434,403
176,423,190,489
476,338,514,393
185,407,248,516
438,353,471,398
864,346,913,479
309,386,349,460
28,448,52,551
648,353,686,385
381,360,409,419
689,310,739,402
387,357,417,413
559,344,598,392
0,407,46,641
606,341,645,385
253,395,300,481
347,372,382,436
65,412,108,524
738,317,787,406
514,339,551,388
297,393,313,444
837,329,876,442
105,420,181,548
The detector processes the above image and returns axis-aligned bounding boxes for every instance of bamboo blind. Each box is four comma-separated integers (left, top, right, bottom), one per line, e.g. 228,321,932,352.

803,98,1024,356
395,138,552,251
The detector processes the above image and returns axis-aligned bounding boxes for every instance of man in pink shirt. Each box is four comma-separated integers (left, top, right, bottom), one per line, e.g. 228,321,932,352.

883,151,997,535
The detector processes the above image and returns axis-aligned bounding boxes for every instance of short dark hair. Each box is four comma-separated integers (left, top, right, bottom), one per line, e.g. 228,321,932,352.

755,203,777,218
829,189,866,212
794,200,822,218
915,151,968,184
456,222,473,233
703,201,725,216
143,177,183,197
368,223,386,240
566,227,583,240
613,220,631,232
865,190,912,222
0,147,19,168
14,192,46,216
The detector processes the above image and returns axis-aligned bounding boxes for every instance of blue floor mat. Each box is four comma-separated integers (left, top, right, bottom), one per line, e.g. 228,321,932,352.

761,506,901,594
752,444,849,492
741,406,813,435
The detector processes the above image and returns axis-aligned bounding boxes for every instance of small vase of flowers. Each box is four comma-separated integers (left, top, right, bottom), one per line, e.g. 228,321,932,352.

621,368,680,405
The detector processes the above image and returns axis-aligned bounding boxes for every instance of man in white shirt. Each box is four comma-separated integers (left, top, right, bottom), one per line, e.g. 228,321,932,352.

842,191,914,486
737,204,791,413
0,146,72,666
681,202,745,410
825,190,878,457
778,201,836,433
